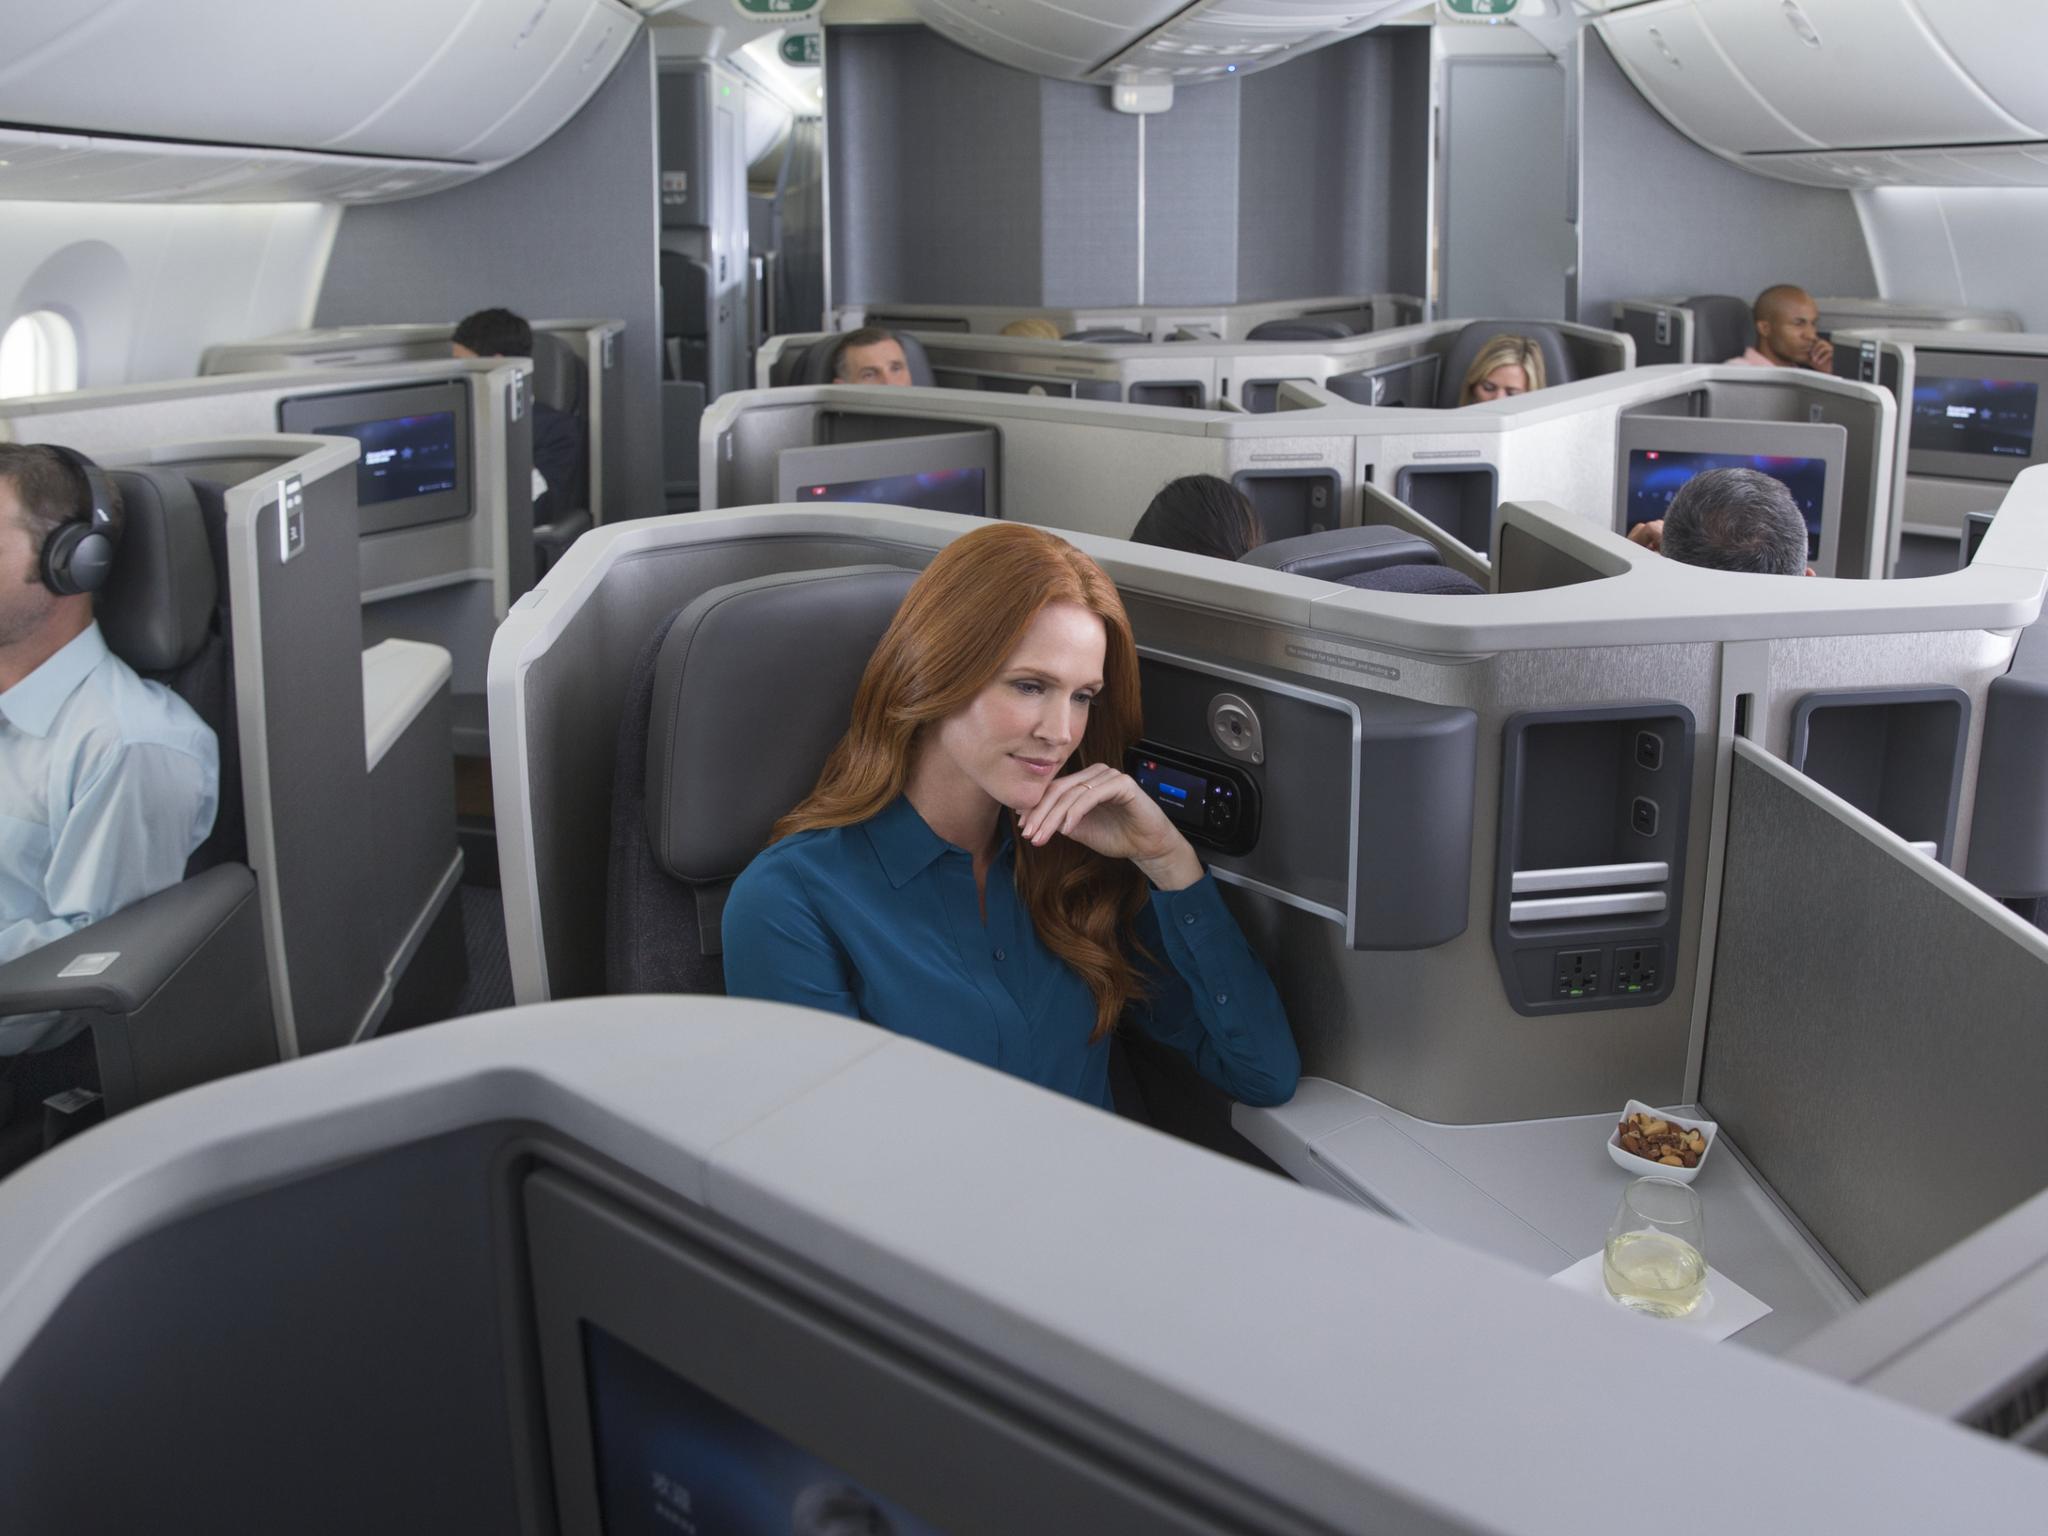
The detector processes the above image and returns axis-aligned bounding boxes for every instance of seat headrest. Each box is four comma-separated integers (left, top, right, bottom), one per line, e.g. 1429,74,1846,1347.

660,251,710,337
1436,321,1575,408
791,330,936,387
1063,328,1151,344
646,565,917,883
528,331,586,417
1246,318,1354,342
1685,294,1755,365
1238,525,1443,580
1343,563,1485,596
100,468,219,673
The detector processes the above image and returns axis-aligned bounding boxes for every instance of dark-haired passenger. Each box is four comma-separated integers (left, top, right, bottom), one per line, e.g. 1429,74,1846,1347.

722,521,1299,1112
832,327,915,386
1129,474,1264,563
1628,467,1814,577
0,445,217,1116
452,307,586,519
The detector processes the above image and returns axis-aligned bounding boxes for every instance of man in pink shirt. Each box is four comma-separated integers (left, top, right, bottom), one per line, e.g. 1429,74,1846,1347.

1727,285,1835,373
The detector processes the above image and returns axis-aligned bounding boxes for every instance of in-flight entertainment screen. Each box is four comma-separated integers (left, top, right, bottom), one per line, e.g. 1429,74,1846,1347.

796,467,988,519
1908,376,2038,460
1625,448,1828,552
583,1324,951,1536
318,411,460,505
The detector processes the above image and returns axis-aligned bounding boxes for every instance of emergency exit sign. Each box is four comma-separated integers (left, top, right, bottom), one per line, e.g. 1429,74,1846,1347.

779,31,823,66
735,0,821,16
1439,0,1519,16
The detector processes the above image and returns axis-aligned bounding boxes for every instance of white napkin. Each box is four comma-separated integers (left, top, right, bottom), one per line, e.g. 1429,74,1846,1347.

1550,1251,1772,1342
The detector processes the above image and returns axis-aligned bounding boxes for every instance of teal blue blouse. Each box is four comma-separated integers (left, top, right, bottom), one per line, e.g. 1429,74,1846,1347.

721,796,1300,1111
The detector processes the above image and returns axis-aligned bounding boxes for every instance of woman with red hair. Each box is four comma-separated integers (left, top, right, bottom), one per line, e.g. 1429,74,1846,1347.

722,522,1298,1111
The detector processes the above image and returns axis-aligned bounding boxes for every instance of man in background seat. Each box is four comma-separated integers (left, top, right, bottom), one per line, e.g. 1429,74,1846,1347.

1727,285,1835,374
452,308,586,520
831,327,915,386
0,445,218,1118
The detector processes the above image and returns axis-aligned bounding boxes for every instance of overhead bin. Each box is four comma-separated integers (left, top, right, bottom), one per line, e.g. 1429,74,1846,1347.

1598,0,2048,190
0,0,640,204
905,0,1418,86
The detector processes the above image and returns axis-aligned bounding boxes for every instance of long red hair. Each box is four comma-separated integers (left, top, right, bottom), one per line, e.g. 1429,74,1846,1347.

773,523,1149,1041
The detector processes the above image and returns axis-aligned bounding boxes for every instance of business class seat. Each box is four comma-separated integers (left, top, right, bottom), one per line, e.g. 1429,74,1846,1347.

527,331,591,572
603,562,1175,1127
1240,526,1485,594
1686,293,1755,366
0,469,277,1159
1434,320,1575,408
1244,318,1355,342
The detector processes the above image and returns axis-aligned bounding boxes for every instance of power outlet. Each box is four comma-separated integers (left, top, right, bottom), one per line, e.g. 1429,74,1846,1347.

1616,944,1663,995
1553,949,1603,1000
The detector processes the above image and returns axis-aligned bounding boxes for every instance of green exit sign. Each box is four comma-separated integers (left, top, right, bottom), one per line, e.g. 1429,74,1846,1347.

1439,0,1519,16
734,0,821,16
779,30,822,66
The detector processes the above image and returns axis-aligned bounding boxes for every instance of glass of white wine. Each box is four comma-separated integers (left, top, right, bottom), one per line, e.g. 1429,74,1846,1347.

1603,1176,1708,1318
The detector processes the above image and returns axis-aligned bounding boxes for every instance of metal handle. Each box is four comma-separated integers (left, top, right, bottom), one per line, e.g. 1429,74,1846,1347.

1511,862,1669,896
1510,891,1668,924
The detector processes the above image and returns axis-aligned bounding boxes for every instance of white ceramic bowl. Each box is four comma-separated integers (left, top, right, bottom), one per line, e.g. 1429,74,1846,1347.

1606,1099,1718,1184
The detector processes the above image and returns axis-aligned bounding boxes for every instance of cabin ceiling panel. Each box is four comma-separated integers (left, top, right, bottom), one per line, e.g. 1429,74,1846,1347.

0,0,640,197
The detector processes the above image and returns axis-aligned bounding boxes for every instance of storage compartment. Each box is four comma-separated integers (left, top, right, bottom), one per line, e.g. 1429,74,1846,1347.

1239,378,1310,414
1394,464,1497,552
1127,381,1204,410
1492,705,1695,1015
1790,688,1970,864
1231,469,1341,542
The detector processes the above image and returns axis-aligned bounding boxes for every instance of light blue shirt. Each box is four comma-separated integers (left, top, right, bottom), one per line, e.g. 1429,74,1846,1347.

723,795,1300,1111
0,623,219,1055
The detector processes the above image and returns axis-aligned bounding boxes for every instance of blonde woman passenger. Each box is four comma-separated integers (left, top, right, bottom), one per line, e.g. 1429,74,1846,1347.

1458,335,1547,406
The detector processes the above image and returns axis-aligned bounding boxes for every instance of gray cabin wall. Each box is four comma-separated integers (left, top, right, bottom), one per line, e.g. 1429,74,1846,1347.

826,24,1429,310
1237,28,1432,304
314,35,663,516
1575,27,1876,332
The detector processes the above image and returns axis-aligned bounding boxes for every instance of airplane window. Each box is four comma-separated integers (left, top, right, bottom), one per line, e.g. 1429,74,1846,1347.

0,309,79,399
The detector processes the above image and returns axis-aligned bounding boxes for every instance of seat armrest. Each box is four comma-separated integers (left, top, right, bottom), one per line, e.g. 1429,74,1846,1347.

363,638,453,772
534,510,594,575
1240,525,1444,579
0,865,258,1016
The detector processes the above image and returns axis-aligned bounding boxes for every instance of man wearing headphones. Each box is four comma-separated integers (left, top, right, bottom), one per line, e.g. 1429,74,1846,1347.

0,444,218,1113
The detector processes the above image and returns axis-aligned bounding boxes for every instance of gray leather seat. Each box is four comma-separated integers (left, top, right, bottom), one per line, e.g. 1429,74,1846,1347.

1063,328,1151,344
1435,321,1575,408
788,330,936,387
1686,293,1755,365
1245,318,1354,342
1239,525,1483,595
607,566,917,995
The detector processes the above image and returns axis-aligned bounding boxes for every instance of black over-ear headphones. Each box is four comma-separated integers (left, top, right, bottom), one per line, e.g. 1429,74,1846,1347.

36,444,119,597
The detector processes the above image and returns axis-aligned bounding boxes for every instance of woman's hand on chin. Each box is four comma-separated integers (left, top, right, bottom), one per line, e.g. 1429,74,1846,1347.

1016,764,1205,890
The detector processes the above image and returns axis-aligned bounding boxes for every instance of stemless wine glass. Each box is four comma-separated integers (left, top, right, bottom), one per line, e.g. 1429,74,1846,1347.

1603,1176,1708,1318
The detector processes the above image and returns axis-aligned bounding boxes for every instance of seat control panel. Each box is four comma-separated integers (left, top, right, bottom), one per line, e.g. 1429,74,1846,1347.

1127,741,1261,857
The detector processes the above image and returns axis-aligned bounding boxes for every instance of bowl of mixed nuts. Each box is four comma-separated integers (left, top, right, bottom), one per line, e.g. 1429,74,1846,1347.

1607,1100,1718,1184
